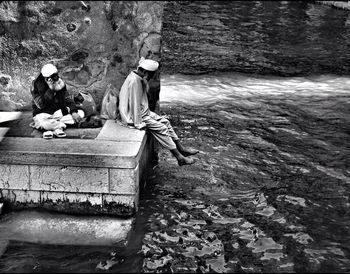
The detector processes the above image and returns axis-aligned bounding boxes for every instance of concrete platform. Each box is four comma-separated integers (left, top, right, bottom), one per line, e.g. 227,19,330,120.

0,119,153,217
0,111,22,142
0,210,134,246
0,111,22,123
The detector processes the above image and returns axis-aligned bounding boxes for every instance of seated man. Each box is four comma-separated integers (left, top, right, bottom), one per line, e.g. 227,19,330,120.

119,58,199,166
30,64,84,138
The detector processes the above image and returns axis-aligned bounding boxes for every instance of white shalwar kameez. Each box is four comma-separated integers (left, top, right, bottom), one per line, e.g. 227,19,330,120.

119,71,178,150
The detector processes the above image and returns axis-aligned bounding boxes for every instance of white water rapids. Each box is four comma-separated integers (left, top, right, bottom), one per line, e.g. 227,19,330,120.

160,73,350,105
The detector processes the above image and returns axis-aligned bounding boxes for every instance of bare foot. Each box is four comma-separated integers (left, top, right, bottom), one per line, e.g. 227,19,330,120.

178,156,196,166
180,148,199,157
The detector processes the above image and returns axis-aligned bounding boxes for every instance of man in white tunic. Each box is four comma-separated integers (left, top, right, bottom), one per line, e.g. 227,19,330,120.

119,58,198,166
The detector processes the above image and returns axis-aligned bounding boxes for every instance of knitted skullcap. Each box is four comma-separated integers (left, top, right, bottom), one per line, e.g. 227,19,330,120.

41,64,58,77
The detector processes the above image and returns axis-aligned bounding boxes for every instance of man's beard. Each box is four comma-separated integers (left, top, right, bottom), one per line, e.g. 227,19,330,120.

49,78,65,91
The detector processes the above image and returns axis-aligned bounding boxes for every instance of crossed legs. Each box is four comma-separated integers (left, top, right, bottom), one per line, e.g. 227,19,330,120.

32,109,85,138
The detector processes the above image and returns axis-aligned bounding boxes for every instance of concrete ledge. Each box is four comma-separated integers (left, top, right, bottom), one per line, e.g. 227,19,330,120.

0,111,22,123
0,137,146,169
96,120,145,142
0,120,153,216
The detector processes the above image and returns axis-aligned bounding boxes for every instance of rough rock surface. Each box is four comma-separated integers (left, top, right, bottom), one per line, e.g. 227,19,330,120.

0,1,164,111
162,1,350,76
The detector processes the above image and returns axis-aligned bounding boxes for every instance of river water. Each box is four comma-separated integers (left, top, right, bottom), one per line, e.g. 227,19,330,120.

161,1,350,75
1,1,350,272
0,72,349,273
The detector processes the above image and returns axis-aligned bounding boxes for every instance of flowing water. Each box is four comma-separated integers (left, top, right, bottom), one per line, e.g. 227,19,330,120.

0,72,349,273
161,1,350,75
1,1,350,272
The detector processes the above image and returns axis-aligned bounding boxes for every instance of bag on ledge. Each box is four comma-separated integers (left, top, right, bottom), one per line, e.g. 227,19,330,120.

100,84,118,120
74,90,97,118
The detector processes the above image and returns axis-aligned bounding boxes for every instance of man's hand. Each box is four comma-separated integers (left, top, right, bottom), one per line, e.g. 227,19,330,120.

72,112,83,123
52,78,65,91
46,79,55,91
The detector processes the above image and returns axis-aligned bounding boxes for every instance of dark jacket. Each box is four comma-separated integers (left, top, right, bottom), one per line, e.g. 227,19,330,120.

30,74,77,117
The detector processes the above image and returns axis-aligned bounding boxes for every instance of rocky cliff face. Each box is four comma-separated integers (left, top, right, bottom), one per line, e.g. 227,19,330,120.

162,1,350,76
0,1,164,111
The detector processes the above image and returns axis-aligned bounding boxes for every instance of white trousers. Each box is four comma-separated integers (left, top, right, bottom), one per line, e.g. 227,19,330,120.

32,109,84,131
143,111,179,150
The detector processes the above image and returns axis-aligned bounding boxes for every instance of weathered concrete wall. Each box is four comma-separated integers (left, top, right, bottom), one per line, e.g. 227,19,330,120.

0,1,164,111
0,120,154,216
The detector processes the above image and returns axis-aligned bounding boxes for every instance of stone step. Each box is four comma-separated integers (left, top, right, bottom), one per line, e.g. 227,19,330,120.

96,120,145,142
0,136,146,169
0,111,22,123
0,210,133,246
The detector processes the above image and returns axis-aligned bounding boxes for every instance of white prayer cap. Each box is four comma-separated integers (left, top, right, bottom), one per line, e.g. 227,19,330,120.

138,58,159,72
41,64,58,77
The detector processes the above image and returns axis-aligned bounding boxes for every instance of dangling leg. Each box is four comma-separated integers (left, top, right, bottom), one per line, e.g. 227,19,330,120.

33,112,64,138
144,115,195,166
150,135,160,167
170,148,195,166
149,111,199,157
173,139,199,157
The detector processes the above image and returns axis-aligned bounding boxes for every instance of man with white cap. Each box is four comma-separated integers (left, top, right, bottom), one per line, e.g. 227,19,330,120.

119,57,199,166
30,63,85,138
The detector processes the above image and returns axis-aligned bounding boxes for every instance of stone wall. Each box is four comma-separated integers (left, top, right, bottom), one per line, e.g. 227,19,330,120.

0,1,164,111
0,120,153,216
